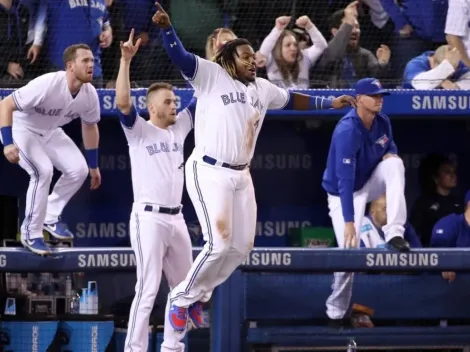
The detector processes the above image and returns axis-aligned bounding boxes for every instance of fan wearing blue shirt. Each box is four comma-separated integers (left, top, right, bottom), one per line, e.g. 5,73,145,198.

322,77,409,328
403,45,470,90
431,190,470,283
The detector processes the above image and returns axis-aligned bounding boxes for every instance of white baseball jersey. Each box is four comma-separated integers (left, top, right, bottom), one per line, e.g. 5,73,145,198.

183,56,289,165
12,71,100,133
122,108,193,206
445,0,470,57
359,216,386,248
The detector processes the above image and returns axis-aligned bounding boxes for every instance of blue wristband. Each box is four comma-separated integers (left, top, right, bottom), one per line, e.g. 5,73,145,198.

322,98,333,109
1,127,13,146
85,148,99,169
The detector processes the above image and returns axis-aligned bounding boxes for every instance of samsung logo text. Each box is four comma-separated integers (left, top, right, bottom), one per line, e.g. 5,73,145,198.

78,253,136,268
32,325,39,352
91,325,98,352
412,95,470,110
366,253,439,267
243,252,291,266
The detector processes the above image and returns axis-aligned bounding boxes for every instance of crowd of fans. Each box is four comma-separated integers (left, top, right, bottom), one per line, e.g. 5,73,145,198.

2,0,469,90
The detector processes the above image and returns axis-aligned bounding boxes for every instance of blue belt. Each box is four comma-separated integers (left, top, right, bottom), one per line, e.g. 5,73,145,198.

144,205,181,215
202,155,248,171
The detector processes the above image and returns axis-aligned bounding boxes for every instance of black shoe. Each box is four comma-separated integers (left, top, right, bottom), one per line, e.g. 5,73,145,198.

328,318,353,329
387,236,410,252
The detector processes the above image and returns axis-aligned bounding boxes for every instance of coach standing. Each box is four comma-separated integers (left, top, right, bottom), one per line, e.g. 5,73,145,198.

322,77,409,328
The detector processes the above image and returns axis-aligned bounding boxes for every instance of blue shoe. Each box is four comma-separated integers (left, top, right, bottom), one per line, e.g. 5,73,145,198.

21,238,51,256
168,305,188,332
43,221,74,240
188,302,205,328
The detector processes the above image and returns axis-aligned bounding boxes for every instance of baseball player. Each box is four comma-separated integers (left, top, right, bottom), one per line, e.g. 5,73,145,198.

152,3,356,333
0,44,102,256
115,30,196,352
360,194,422,249
445,0,470,68
322,77,409,328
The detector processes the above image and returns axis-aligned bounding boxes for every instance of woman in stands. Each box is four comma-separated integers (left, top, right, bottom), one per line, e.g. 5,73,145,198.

205,28,267,67
259,15,327,89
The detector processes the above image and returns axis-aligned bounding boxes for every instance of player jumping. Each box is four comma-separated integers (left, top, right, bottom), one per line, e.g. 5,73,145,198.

152,4,356,333
0,44,102,256
115,30,196,352
322,77,410,328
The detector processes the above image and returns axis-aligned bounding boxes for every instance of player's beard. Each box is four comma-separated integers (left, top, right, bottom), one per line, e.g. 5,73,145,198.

158,111,176,126
77,72,93,84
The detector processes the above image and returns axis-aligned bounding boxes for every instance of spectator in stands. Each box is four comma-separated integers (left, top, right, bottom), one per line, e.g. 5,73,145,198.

205,28,237,59
402,45,470,90
315,2,391,88
100,0,125,87
0,0,32,86
430,190,470,282
45,0,113,87
410,154,463,247
445,0,470,68
357,0,394,54
20,0,46,69
205,28,267,71
112,0,162,84
380,0,448,81
258,15,327,88
361,194,422,248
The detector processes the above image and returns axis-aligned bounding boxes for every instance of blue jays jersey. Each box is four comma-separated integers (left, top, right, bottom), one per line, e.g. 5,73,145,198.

431,213,470,248
322,109,397,221
403,51,469,89
46,0,109,78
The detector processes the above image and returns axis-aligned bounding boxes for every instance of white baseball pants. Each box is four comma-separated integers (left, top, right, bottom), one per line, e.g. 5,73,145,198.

169,156,257,308
13,128,88,240
125,204,193,352
326,157,407,319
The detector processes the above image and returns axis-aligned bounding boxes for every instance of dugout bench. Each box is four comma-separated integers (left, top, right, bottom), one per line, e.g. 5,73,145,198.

211,248,470,351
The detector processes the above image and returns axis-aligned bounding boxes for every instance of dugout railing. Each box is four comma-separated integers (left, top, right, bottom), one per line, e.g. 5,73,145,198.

211,247,470,351
2,248,470,351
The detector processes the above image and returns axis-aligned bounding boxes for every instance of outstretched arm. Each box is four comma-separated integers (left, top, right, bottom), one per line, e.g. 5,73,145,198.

264,79,357,110
285,92,357,110
152,3,196,79
116,29,141,127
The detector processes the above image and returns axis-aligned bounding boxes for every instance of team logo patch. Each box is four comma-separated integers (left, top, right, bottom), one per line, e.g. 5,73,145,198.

375,134,389,147
371,79,382,88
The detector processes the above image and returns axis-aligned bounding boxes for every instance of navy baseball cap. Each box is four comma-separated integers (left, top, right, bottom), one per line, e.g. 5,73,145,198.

355,78,390,96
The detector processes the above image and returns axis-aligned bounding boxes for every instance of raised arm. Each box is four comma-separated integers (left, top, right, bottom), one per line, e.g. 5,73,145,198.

116,29,141,126
296,16,328,65
152,3,196,78
259,16,291,66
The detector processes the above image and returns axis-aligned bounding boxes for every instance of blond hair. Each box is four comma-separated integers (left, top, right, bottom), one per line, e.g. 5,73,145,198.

205,28,237,60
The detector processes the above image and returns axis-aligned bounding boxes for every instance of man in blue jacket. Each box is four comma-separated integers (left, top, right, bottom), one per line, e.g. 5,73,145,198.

431,190,470,282
379,0,448,79
322,77,409,328
402,45,470,90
